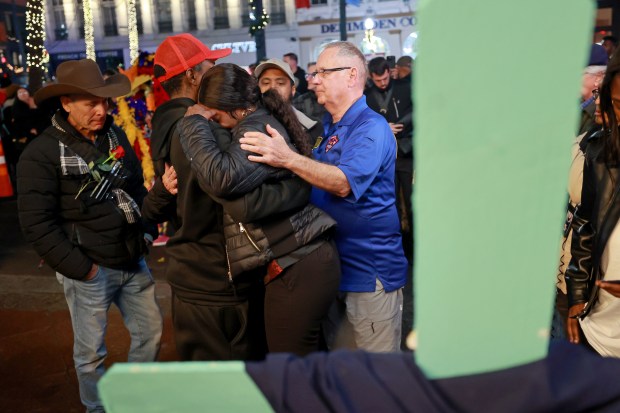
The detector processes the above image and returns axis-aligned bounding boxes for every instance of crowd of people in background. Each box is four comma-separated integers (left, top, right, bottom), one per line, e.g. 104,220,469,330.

21,29,620,413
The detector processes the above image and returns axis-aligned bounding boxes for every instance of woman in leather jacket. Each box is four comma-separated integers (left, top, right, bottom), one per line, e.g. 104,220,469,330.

566,56,620,356
178,64,341,356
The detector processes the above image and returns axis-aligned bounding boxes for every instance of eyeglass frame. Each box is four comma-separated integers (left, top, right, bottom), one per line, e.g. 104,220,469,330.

592,88,600,100
306,67,352,80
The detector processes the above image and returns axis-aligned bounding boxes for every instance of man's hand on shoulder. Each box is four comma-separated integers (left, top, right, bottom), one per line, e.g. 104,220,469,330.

240,124,297,169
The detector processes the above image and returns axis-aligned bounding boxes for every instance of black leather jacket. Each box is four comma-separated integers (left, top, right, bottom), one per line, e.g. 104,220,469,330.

178,110,336,277
180,108,294,198
566,132,620,317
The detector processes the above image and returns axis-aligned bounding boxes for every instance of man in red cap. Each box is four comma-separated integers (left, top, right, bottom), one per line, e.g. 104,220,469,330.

144,34,291,361
150,33,231,176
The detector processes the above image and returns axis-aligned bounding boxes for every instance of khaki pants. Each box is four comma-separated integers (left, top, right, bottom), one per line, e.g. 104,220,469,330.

324,278,403,352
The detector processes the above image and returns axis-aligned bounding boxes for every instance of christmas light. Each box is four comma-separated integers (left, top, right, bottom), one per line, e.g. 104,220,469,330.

25,0,47,71
83,0,95,60
127,0,139,64
248,0,269,36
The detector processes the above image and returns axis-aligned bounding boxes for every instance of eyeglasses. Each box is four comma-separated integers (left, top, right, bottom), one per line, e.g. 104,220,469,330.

592,88,600,100
307,67,352,79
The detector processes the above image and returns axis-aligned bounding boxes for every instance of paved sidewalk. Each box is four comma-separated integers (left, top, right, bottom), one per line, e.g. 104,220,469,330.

0,196,414,412
0,198,178,413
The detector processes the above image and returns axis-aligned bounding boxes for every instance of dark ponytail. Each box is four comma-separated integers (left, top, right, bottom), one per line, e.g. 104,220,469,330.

260,89,312,156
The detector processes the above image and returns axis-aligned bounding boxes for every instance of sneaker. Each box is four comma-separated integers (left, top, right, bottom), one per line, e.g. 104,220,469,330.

152,235,169,247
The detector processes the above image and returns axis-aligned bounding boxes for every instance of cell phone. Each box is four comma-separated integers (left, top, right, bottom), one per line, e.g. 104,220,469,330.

386,55,396,69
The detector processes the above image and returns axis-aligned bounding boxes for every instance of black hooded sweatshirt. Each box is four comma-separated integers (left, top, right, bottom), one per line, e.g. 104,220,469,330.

150,97,194,178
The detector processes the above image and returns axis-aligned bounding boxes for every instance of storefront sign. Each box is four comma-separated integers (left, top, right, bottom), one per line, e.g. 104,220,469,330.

320,16,415,34
210,41,257,54
49,49,124,73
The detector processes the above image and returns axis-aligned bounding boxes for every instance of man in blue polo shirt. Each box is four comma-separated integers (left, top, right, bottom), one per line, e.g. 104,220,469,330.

240,41,408,352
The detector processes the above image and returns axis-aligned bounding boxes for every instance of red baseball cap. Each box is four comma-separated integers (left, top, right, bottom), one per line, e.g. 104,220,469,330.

154,34,232,82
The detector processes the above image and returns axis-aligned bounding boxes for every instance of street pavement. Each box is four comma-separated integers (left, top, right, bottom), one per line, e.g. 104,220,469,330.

0,197,178,412
0,196,414,412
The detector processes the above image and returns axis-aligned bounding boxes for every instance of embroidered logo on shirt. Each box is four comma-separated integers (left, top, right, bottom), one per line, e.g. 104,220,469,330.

325,135,339,152
313,136,323,150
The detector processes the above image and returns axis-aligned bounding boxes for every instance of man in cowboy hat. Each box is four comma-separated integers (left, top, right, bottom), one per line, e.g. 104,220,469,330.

16,58,162,413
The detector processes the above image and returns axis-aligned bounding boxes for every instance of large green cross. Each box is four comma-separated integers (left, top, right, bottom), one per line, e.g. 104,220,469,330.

99,0,594,410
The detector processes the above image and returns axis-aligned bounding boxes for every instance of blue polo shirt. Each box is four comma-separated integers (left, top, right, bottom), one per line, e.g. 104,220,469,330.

311,96,408,293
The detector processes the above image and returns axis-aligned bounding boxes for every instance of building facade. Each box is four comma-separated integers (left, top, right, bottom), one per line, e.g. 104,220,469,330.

43,0,418,73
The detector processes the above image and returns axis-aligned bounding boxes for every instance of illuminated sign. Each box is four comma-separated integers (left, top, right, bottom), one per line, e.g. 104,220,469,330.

210,41,257,54
320,17,415,34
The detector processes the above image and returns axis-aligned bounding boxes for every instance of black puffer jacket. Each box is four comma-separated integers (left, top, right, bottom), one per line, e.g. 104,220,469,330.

17,112,154,280
223,203,336,277
566,133,619,317
179,110,337,277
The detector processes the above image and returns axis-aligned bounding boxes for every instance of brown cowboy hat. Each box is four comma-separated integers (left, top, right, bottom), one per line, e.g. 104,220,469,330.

34,59,130,105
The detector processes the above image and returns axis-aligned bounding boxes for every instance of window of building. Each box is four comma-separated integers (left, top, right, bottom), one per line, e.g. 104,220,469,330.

76,0,85,39
269,0,285,25
4,12,13,37
241,0,251,28
101,0,118,36
136,0,144,34
185,0,197,31
310,0,327,5
213,0,229,29
156,0,173,33
52,0,68,40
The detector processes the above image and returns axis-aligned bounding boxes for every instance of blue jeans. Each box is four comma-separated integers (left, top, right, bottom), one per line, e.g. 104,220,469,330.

57,258,163,413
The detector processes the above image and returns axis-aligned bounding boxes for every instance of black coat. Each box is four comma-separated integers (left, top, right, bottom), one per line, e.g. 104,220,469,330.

17,113,153,280
179,108,296,198
566,133,620,316
365,78,414,159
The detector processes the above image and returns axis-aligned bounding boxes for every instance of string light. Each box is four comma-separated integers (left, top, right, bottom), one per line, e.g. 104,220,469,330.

127,0,139,64
83,0,95,60
25,0,48,71
248,0,269,36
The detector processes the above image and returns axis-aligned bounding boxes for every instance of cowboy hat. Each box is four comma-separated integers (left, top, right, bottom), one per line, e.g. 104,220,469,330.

34,59,131,105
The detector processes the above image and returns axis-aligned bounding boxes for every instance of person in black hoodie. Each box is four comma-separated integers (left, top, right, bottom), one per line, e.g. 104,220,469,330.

142,34,309,360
